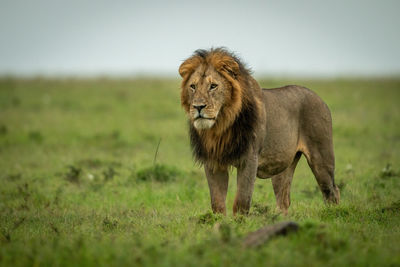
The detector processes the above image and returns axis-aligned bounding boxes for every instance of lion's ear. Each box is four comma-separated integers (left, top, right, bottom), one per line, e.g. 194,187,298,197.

214,57,240,79
179,56,202,78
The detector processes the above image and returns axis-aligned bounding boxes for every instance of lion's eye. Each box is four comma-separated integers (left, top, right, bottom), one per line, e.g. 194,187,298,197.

190,84,196,90
209,83,218,90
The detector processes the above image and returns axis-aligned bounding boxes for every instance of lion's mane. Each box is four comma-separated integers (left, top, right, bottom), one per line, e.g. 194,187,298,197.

179,48,263,168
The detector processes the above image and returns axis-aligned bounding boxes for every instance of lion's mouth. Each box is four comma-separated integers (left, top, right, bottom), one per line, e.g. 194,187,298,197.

195,117,215,120
194,115,215,120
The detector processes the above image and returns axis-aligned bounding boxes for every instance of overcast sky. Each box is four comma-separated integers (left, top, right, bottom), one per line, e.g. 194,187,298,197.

1,0,399,77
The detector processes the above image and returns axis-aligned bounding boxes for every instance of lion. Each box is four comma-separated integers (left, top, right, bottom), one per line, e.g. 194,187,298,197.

179,48,340,215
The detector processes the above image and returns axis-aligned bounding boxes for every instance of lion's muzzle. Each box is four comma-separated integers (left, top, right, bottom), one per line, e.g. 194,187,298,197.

192,107,217,129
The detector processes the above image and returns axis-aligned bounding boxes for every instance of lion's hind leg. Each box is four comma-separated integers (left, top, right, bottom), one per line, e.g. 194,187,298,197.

302,142,340,205
271,152,302,215
300,93,340,205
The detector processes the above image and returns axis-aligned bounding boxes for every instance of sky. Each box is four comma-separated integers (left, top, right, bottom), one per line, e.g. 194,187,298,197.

0,0,399,77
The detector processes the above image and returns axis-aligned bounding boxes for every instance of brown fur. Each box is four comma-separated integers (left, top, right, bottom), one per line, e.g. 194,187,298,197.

179,48,340,215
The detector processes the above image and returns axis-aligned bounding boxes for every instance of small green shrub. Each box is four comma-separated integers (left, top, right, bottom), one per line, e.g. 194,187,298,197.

136,164,183,182
197,211,222,225
64,165,82,184
379,163,399,179
381,200,400,213
103,166,118,181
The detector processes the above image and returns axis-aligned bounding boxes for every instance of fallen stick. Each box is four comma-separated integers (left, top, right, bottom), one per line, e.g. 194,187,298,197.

243,221,299,248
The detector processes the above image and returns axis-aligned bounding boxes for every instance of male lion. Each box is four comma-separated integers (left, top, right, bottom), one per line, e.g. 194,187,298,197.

179,48,340,215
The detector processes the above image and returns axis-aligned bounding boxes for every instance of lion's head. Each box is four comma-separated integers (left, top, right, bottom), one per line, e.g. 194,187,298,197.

179,48,263,167
179,48,250,133
180,65,230,130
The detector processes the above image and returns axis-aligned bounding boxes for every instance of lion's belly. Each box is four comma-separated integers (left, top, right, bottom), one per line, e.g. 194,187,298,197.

256,150,297,178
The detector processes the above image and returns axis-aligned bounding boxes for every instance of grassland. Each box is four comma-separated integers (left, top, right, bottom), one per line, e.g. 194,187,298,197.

0,77,399,266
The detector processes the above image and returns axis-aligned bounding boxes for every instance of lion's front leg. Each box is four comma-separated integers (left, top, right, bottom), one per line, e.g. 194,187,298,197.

205,164,229,215
233,152,258,215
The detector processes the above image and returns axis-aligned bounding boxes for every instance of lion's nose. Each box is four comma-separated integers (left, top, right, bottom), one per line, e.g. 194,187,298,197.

193,104,207,113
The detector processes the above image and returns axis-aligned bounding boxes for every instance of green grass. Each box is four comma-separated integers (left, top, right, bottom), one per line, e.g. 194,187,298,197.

0,77,399,266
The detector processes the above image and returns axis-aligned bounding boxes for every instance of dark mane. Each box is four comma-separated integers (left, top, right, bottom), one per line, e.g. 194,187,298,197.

193,47,252,77
189,100,258,166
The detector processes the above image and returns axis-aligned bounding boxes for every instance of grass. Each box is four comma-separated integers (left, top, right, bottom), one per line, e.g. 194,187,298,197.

0,76,399,266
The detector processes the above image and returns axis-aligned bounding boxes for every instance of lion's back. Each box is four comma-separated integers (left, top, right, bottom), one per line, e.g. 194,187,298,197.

262,85,331,120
